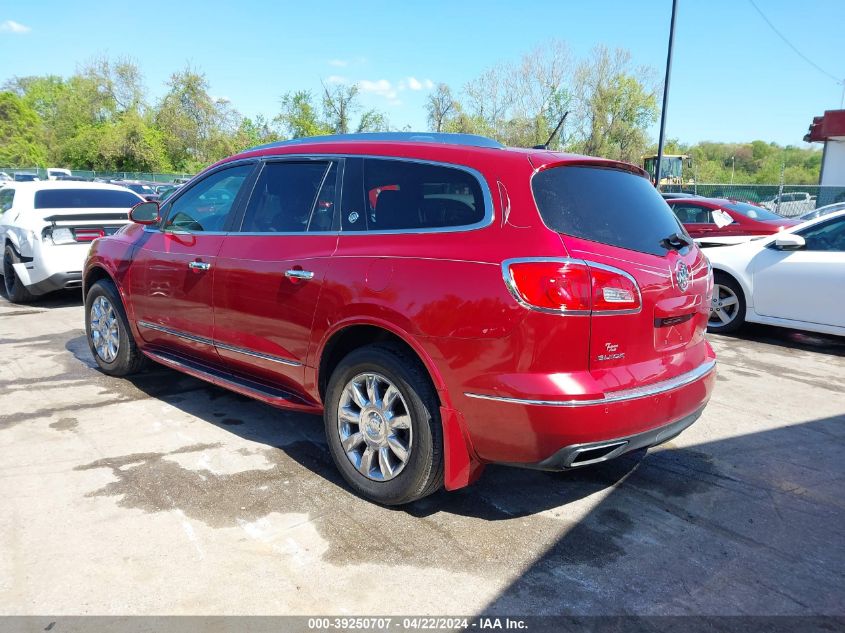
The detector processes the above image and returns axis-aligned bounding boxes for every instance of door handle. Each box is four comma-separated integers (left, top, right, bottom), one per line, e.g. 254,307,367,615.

188,261,211,271
285,269,315,281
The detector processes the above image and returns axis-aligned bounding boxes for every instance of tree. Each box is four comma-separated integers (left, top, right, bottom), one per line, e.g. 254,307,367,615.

426,83,457,133
356,108,389,133
322,82,359,134
572,46,659,162
276,90,329,138
0,92,48,166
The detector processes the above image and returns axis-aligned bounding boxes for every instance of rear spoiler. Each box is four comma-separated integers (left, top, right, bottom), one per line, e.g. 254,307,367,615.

528,154,649,179
43,212,130,222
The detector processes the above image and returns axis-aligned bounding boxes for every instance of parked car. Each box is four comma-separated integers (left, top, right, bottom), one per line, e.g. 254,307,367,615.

46,168,72,181
660,192,703,200
155,184,181,202
0,182,142,302
0,172,11,183
703,210,845,336
759,192,816,216
13,173,39,182
83,132,716,505
666,197,799,240
111,180,160,202
799,201,845,222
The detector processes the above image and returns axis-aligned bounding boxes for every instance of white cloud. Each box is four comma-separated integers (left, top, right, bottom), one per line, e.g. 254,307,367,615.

424,79,435,89
0,20,31,34
359,79,398,101
407,77,423,91
326,75,349,85
328,59,348,68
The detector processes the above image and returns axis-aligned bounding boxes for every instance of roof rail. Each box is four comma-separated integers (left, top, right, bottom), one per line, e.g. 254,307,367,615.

245,132,504,152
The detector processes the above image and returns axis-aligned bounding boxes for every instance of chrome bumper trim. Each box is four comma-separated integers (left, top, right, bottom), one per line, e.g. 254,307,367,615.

465,359,715,407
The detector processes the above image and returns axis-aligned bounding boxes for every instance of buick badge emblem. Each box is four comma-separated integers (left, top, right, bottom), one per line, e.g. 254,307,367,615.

675,261,691,292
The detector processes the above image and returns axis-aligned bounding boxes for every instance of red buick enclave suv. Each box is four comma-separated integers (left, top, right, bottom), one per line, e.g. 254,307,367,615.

83,133,716,505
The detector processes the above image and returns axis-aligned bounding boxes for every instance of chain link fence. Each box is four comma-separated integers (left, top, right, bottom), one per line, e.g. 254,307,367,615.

0,167,193,183
661,183,845,217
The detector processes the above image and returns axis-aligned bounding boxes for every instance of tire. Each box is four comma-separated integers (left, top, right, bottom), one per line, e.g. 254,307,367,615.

3,244,36,304
84,279,147,376
708,272,746,334
324,343,444,505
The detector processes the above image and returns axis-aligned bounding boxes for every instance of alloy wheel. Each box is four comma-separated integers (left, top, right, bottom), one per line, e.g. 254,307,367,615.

709,283,740,328
90,295,120,362
337,372,413,482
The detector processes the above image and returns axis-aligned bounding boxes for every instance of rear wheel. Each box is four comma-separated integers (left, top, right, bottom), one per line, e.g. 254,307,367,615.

708,273,746,334
85,279,147,376
324,344,443,505
2,245,36,303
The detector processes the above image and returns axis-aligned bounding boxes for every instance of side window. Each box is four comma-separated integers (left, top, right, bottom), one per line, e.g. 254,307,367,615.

671,204,713,224
796,217,845,252
240,161,337,233
360,159,486,231
0,189,14,213
163,164,252,233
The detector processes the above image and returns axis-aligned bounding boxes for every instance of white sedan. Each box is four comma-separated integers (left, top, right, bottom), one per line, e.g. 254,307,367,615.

703,209,845,336
0,181,142,302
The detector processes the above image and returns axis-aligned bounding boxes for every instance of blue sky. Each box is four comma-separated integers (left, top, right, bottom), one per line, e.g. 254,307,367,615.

2,0,843,146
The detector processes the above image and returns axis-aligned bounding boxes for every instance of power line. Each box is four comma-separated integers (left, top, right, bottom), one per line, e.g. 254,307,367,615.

747,0,843,85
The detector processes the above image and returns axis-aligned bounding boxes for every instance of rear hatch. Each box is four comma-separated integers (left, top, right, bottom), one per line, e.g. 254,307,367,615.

35,188,138,243
530,162,712,386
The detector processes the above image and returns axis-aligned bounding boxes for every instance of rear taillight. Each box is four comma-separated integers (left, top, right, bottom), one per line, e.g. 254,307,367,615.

74,228,105,242
503,258,641,315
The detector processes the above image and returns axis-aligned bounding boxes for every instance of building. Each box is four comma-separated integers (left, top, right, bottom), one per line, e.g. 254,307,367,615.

804,109,845,187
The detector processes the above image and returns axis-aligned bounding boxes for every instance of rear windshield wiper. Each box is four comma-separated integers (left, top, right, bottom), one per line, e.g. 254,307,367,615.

660,232,693,251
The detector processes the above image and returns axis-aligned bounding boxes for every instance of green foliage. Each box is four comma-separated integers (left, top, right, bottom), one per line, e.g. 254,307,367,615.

0,91,48,166
654,140,821,184
0,50,822,183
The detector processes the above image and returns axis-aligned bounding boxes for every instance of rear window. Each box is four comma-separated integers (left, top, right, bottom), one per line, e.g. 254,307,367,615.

532,166,682,257
34,188,141,209
723,201,782,221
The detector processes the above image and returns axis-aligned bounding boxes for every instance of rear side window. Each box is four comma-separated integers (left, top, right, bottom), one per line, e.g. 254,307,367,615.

34,188,141,209
240,161,337,233
532,166,682,257
360,159,486,231
0,189,13,212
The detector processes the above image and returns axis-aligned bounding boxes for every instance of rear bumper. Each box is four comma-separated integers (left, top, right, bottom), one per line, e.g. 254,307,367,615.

26,271,83,295
526,405,703,470
458,354,716,465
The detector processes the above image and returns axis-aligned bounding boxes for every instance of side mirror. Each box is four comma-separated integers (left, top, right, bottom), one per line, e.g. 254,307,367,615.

773,233,805,250
129,201,160,225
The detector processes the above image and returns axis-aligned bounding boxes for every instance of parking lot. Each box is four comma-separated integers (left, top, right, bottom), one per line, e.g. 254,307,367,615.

0,291,843,616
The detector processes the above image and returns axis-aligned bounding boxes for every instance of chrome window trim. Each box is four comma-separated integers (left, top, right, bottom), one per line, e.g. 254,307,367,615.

465,358,716,407
148,154,495,237
501,257,643,316
137,321,302,367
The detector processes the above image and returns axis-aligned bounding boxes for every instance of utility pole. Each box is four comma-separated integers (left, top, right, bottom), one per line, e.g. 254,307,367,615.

655,0,678,189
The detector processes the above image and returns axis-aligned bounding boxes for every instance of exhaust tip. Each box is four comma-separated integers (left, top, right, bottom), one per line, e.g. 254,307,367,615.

567,440,629,467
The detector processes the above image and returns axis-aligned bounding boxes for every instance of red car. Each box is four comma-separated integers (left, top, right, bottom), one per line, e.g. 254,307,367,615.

83,133,716,505
667,197,799,238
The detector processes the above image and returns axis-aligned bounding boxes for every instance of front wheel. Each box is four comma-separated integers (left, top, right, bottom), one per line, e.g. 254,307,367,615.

324,344,443,505
85,279,147,376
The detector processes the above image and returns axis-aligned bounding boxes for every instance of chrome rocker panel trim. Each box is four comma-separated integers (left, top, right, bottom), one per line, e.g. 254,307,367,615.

136,320,302,367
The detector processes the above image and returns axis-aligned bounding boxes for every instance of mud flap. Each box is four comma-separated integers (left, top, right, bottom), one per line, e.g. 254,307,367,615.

440,406,485,490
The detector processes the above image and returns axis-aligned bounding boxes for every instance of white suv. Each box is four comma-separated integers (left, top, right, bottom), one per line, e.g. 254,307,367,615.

0,181,142,302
